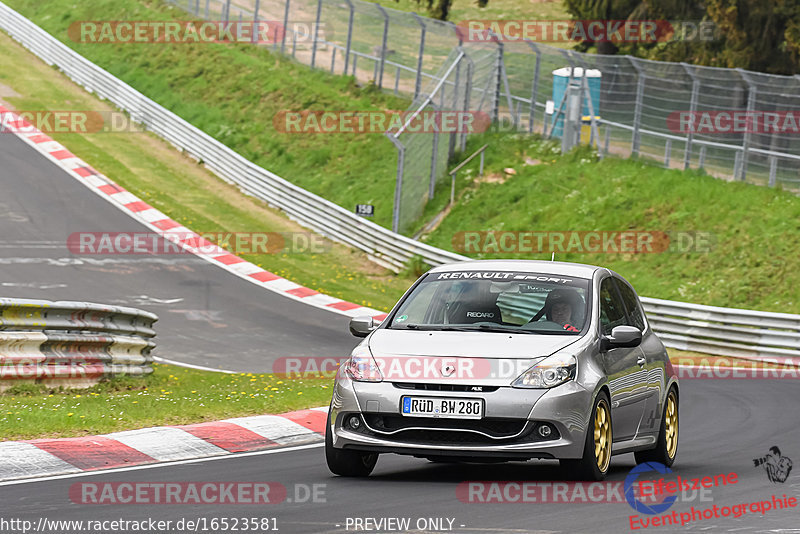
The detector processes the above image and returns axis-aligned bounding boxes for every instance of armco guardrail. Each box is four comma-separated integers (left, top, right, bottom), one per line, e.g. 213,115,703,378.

0,298,157,388
2,5,798,362
640,297,800,362
0,2,467,273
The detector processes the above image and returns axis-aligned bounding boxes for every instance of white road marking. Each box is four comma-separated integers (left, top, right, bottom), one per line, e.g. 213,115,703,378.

0,442,324,486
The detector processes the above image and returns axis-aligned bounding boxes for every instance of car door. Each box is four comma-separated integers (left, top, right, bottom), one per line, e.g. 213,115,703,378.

615,277,664,438
598,277,648,442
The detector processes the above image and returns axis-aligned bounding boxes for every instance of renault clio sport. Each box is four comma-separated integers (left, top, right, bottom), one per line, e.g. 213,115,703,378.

325,260,679,480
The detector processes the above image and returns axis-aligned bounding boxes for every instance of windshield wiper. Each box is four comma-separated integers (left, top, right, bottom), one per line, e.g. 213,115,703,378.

475,324,538,335
402,323,536,334
402,323,486,332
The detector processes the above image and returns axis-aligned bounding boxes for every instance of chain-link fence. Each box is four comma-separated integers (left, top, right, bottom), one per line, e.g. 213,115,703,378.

167,0,800,234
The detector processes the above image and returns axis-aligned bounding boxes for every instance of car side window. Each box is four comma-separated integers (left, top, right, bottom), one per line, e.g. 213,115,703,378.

615,278,646,331
599,278,626,336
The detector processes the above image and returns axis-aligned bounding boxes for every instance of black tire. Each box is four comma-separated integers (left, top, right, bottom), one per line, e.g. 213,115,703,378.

635,386,678,467
324,412,378,477
562,391,612,481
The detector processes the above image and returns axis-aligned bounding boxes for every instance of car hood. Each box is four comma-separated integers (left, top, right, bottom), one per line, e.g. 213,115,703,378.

366,329,581,385
370,329,579,358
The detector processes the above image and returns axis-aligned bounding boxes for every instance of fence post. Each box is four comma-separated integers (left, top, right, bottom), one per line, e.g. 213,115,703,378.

630,57,645,157
430,129,439,200
769,156,778,187
737,68,756,182
412,14,426,101
447,55,461,160
342,0,354,75
310,0,322,68
204,0,210,18
570,51,599,148
224,0,231,22
252,0,260,44
460,54,474,152
280,0,291,54
490,34,503,123
524,40,541,134
602,125,610,158
375,4,390,89
386,133,406,234
430,103,440,199
681,62,698,170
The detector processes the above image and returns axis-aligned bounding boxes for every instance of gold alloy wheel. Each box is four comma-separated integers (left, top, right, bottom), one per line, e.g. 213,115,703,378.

665,391,678,459
594,399,612,472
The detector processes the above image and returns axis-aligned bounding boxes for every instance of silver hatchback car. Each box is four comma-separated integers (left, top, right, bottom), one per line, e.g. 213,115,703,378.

325,260,679,480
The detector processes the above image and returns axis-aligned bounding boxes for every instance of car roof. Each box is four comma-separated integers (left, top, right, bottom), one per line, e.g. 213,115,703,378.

429,260,602,279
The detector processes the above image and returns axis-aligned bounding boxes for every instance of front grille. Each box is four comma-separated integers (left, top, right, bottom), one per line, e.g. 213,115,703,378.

363,413,528,440
393,382,500,393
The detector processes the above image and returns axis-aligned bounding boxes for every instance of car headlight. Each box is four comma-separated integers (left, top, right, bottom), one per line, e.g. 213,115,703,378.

343,345,383,382
512,353,576,388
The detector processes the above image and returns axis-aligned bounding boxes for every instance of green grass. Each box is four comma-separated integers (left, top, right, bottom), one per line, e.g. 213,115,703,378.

0,30,415,312
0,363,331,440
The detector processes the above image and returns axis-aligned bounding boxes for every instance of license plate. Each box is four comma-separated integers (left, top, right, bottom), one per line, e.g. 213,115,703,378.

400,396,484,419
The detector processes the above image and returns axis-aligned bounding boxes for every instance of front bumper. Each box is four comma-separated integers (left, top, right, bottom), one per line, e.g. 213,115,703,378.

328,377,593,460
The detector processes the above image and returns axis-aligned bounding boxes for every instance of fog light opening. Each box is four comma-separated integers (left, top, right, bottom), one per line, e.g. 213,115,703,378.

538,424,552,438
348,415,362,430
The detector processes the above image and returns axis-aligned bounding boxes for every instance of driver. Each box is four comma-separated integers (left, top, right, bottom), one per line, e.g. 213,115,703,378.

531,288,582,332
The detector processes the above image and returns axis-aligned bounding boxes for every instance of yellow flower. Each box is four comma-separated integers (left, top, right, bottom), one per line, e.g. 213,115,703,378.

67,413,74,416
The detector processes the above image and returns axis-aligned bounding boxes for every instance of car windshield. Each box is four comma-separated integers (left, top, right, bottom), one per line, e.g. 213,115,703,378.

388,271,591,334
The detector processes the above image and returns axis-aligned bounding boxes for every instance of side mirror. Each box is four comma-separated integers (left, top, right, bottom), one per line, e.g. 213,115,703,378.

601,325,642,351
349,316,377,338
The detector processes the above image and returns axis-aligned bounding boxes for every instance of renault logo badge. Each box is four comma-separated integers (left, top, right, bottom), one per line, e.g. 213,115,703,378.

441,364,456,377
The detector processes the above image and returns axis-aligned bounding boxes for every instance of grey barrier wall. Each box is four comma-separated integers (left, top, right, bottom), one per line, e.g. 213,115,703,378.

0,298,157,389
2,3,799,362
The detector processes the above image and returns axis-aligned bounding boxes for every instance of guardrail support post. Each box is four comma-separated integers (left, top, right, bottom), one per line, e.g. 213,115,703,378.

375,5,390,89
664,139,672,167
310,0,322,68
602,125,610,159
412,14,426,101
330,48,337,73
699,145,706,170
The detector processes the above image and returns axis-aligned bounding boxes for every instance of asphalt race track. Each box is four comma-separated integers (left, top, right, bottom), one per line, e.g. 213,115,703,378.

2,121,800,533
2,378,799,533
0,132,358,372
